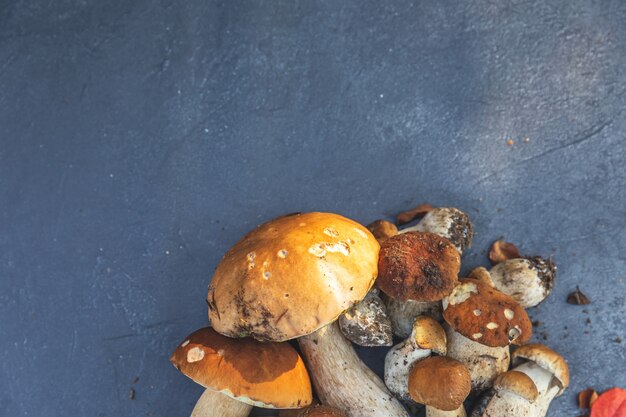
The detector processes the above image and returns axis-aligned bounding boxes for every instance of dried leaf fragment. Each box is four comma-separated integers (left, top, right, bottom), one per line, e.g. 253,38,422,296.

396,203,435,225
567,287,591,305
590,387,626,417
366,220,398,241
579,388,598,409
489,240,522,265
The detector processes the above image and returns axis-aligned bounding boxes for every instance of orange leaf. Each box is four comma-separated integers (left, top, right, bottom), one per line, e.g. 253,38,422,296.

590,388,626,417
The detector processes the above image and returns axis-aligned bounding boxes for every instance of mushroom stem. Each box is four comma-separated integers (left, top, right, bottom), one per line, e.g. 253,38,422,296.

298,322,410,417
191,389,253,417
512,362,559,417
470,390,536,417
426,405,466,417
383,294,442,338
445,325,510,392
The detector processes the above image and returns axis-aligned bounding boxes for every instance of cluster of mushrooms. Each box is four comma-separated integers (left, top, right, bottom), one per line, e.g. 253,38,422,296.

170,208,568,417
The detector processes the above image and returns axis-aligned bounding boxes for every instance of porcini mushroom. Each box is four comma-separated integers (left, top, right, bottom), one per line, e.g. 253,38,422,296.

408,356,472,417
442,279,532,391
207,212,409,417
399,207,474,254
471,371,539,417
489,257,556,308
170,327,312,416
377,232,460,337
339,288,393,346
510,344,570,417
384,316,447,403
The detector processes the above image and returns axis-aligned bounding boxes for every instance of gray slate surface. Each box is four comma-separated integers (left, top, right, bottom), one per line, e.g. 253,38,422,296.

1,1,625,416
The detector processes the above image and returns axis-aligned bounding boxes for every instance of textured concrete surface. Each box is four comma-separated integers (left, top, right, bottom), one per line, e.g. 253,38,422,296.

1,1,625,416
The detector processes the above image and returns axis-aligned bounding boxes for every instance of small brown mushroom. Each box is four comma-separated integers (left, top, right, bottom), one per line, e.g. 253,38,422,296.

170,327,312,416
366,219,398,241
442,279,532,391
377,232,460,337
408,356,472,417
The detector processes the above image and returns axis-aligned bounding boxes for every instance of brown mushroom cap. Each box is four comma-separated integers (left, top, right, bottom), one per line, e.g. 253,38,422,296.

494,371,539,402
170,327,312,409
442,279,532,347
413,315,447,355
511,343,570,395
377,232,460,302
207,212,379,341
279,404,348,417
366,219,398,241
408,356,471,411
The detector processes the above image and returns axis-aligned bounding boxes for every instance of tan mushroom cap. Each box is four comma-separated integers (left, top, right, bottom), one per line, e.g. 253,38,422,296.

408,356,471,411
208,212,380,341
512,343,570,396
280,404,348,417
366,219,398,242
170,327,312,409
413,315,447,355
442,278,532,347
494,371,539,402
377,232,460,302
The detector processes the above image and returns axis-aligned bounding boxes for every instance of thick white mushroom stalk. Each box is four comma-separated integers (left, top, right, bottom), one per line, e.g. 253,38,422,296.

299,322,410,417
470,390,536,417
190,389,252,417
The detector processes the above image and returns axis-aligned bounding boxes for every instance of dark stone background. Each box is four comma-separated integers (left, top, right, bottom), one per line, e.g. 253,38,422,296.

1,1,624,416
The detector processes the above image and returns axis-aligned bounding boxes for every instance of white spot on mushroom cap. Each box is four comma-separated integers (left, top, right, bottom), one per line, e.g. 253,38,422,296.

217,349,225,357
299,222,306,227
354,228,368,238
508,326,521,341
308,241,351,257
309,243,326,257
473,333,483,339
486,322,499,330
447,282,478,305
504,309,515,320
277,249,288,258
187,347,205,363
181,340,190,347
323,227,339,237
473,309,482,316
263,271,271,280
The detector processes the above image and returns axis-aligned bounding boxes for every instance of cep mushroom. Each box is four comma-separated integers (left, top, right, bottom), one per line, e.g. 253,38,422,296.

471,371,539,417
399,207,474,255
489,257,556,308
338,288,393,346
408,356,472,417
377,232,460,338
207,212,410,417
510,344,570,417
169,327,312,416
384,316,447,403
442,279,532,391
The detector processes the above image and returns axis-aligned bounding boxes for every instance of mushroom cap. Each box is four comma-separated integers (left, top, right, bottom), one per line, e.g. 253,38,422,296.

366,219,398,242
511,343,570,395
377,232,460,302
208,212,379,341
170,327,312,409
412,207,474,253
494,371,539,402
442,279,532,347
293,405,348,417
412,315,447,355
489,257,556,308
408,356,471,411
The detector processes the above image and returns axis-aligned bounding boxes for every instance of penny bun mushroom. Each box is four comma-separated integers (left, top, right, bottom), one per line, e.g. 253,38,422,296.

207,212,409,417
408,356,471,417
384,316,447,403
471,371,539,417
489,257,556,308
442,279,531,391
170,327,312,416
400,207,474,254
377,232,460,336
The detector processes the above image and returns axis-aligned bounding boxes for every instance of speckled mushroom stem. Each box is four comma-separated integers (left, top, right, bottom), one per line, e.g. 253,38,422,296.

512,362,559,417
298,322,410,417
427,405,466,417
445,325,510,392
190,389,253,417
